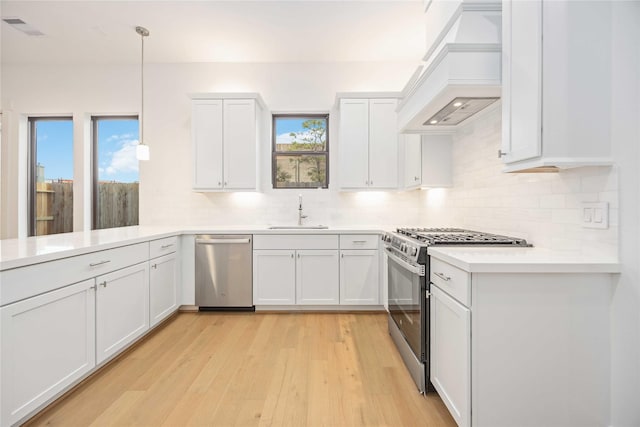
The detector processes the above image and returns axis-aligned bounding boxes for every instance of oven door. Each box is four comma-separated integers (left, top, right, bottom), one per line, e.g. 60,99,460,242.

386,248,426,362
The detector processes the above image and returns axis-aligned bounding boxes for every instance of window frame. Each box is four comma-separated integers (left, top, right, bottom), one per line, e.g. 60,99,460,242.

91,115,139,230
271,113,330,189
28,116,74,237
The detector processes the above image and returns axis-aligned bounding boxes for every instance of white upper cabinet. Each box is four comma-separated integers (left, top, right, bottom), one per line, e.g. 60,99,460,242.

191,94,263,191
339,97,399,190
368,99,399,189
192,99,224,190
400,134,422,190
223,100,257,189
501,0,613,172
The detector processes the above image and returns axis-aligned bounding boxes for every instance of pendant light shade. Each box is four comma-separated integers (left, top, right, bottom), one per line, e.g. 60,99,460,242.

136,26,150,161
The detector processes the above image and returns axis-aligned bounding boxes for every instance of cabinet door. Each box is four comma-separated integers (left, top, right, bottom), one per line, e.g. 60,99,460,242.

339,99,370,189
1,280,95,426
96,263,149,364
223,99,256,190
402,134,422,189
340,250,379,305
192,99,224,190
253,250,296,305
296,250,339,305
150,253,178,328
368,99,399,189
501,0,542,164
430,285,471,427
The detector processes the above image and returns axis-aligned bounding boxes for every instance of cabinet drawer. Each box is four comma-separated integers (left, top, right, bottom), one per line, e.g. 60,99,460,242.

339,234,379,250
1,242,149,307
150,236,178,258
253,234,338,250
430,257,470,307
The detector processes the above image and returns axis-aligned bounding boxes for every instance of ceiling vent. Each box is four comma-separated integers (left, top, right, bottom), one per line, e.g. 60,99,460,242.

2,17,45,36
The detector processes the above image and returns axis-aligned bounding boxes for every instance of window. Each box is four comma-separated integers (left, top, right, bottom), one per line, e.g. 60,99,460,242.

92,116,139,230
28,117,74,236
272,114,329,189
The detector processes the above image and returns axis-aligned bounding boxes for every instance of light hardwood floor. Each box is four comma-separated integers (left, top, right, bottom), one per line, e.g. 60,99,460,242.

26,313,456,427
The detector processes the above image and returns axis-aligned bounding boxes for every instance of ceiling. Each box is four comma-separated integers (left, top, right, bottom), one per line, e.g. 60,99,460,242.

0,1,426,65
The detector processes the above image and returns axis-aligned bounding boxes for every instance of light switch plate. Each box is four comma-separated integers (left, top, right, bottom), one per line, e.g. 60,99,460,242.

581,202,609,229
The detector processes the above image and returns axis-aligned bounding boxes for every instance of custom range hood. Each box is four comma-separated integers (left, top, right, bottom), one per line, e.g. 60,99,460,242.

397,2,502,133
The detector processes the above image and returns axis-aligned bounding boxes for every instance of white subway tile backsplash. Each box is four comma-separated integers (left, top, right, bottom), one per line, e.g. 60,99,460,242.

422,110,618,257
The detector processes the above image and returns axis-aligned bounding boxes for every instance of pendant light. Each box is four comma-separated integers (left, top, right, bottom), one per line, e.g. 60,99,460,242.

135,26,150,161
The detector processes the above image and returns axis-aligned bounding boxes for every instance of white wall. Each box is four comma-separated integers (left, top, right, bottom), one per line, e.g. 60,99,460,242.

421,2,640,423
0,61,425,238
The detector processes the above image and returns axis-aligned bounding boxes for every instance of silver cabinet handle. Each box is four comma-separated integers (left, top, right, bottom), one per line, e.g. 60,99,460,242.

352,240,366,243
297,253,300,258
414,176,420,181
434,272,451,281
291,253,294,258
195,238,251,244
218,181,222,186
152,264,157,269
99,281,107,287
224,182,228,186
341,253,344,258
89,260,111,267
498,149,508,158
160,244,174,249
90,284,97,290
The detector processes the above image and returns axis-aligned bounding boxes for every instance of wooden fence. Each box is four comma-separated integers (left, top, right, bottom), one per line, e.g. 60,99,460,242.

36,182,73,235
95,182,139,230
35,181,139,235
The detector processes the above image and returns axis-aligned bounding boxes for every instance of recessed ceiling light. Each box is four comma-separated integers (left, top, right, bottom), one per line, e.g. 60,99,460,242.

2,17,45,36
453,102,463,107
430,120,438,124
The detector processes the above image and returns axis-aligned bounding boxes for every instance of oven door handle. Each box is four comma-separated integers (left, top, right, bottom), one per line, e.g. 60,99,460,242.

385,247,425,276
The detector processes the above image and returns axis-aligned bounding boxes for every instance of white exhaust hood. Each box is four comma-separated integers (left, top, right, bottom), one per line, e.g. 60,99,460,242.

397,2,502,133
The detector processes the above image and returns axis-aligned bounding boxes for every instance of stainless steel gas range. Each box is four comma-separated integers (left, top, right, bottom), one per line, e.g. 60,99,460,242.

382,228,530,394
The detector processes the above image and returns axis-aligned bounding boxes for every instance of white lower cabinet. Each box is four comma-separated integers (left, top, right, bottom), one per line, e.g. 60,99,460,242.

430,284,471,427
340,250,379,305
0,279,96,426
253,250,297,305
149,252,179,328
253,249,339,305
296,250,340,305
96,262,150,364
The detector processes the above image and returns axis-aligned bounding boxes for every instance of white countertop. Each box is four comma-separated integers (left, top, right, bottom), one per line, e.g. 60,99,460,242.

0,225,386,271
428,246,621,273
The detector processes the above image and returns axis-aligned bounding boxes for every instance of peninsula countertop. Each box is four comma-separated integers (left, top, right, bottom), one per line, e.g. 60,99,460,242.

0,225,388,271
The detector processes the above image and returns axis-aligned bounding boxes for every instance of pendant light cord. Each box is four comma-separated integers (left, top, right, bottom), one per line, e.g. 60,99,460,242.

136,26,149,146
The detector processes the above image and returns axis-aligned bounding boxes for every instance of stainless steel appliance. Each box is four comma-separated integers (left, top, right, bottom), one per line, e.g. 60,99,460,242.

195,235,254,311
382,228,529,394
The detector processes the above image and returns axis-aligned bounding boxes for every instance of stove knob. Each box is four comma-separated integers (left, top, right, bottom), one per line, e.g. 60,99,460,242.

411,247,418,256
400,243,406,252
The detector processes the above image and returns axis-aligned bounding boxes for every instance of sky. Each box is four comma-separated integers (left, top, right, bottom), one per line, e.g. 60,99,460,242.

36,118,140,183
275,117,326,145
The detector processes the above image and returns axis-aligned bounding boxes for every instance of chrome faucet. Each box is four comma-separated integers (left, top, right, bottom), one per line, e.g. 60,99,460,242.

298,194,308,226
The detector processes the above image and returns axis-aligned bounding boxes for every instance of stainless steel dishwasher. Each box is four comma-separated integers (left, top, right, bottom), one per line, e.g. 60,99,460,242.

195,235,254,311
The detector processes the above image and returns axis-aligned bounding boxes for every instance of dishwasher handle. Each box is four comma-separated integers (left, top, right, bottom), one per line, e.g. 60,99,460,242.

196,238,251,245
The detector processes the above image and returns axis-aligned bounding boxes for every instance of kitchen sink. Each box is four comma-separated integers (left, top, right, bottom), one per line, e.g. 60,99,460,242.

268,225,329,229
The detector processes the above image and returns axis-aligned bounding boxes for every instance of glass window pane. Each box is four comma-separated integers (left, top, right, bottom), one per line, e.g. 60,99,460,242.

274,117,327,152
275,154,327,188
94,118,139,230
33,119,74,236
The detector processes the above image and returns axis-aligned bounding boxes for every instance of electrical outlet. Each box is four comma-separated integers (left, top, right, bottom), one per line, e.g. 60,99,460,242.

581,202,609,229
